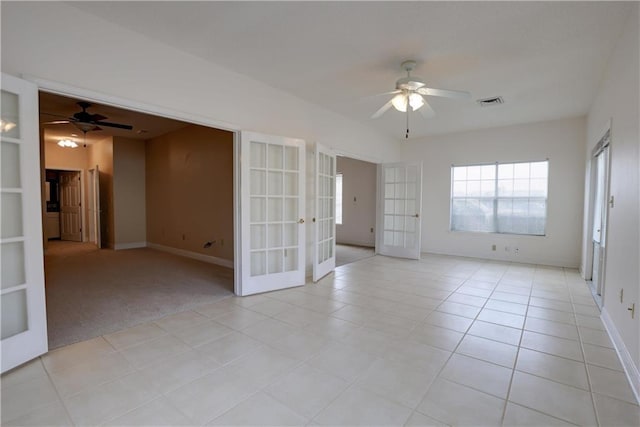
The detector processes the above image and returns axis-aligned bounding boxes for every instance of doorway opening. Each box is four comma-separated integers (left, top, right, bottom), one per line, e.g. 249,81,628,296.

40,91,236,348
44,169,83,243
335,155,377,266
587,127,611,309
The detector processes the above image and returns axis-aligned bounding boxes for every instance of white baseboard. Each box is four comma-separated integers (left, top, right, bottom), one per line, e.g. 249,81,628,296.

147,242,234,269
114,241,147,250
601,307,640,404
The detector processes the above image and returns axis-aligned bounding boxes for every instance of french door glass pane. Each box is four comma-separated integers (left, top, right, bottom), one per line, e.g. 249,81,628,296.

1,192,23,238
1,290,27,339
284,249,297,272
1,141,20,188
1,90,20,139
1,241,25,289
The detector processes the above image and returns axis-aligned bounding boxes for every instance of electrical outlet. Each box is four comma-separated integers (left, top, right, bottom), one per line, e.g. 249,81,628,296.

370,227,374,233
620,288,624,303
505,246,510,252
491,244,496,251
514,248,519,254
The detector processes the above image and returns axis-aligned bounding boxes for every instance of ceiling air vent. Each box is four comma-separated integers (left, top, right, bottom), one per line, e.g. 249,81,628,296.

477,96,504,106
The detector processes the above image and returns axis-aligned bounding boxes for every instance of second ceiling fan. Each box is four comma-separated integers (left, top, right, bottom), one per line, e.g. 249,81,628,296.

371,60,471,138
43,101,133,133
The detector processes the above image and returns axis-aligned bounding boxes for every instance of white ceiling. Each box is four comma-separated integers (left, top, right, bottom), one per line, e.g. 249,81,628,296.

70,1,631,140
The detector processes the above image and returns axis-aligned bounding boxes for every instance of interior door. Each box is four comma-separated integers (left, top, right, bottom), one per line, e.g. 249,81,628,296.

313,144,336,281
377,162,423,260
1,73,48,373
237,131,306,296
59,171,82,242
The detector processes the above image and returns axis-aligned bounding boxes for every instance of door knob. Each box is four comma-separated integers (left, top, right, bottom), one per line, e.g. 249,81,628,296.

298,218,305,224
414,214,419,218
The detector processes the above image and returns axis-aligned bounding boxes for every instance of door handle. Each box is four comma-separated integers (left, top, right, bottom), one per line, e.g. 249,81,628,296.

298,218,305,224
414,214,419,218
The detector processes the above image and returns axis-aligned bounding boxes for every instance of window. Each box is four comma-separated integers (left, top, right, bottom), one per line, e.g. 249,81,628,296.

335,173,343,225
450,160,548,235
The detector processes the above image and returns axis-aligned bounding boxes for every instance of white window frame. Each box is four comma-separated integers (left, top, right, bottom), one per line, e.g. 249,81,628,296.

450,160,549,236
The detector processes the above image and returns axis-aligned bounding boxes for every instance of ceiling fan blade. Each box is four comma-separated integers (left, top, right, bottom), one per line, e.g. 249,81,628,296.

40,111,71,119
371,99,393,119
94,121,133,130
43,120,72,125
418,98,436,119
89,113,108,121
368,90,401,99
417,87,471,99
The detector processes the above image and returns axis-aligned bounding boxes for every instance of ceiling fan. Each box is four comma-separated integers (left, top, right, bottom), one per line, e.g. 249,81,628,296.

371,60,471,138
42,101,133,133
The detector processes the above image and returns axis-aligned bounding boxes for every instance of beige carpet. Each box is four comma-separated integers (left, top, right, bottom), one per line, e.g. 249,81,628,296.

335,243,375,267
44,241,233,349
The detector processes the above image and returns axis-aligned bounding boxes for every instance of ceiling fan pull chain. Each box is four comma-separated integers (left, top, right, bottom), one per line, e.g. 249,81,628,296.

405,96,410,139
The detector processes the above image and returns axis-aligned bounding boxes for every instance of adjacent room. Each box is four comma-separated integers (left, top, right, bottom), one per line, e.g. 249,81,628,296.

335,155,376,266
1,2,638,426
40,92,236,348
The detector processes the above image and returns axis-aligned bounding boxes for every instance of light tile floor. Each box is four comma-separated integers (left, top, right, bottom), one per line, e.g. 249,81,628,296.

2,254,640,426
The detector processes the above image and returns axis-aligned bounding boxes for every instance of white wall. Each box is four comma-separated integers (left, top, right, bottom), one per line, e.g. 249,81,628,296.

1,2,400,278
583,5,639,392
402,117,586,268
336,156,377,247
1,2,398,163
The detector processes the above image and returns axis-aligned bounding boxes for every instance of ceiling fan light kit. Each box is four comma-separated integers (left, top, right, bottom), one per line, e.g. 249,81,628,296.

371,60,472,139
57,139,78,148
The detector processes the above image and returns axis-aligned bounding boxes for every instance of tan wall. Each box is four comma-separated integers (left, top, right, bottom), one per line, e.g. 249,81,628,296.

113,137,146,247
88,137,114,248
336,156,377,247
146,125,234,260
45,139,89,170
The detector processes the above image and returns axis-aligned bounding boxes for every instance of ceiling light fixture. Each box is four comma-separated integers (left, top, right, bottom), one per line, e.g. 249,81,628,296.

391,92,425,113
57,139,78,148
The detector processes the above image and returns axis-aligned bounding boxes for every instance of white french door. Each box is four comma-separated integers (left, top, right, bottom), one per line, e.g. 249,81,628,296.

1,73,48,373
237,131,306,296
377,162,423,260
313,144,336,282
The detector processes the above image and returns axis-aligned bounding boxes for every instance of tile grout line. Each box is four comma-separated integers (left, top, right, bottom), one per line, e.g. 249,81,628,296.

498,261,534,425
